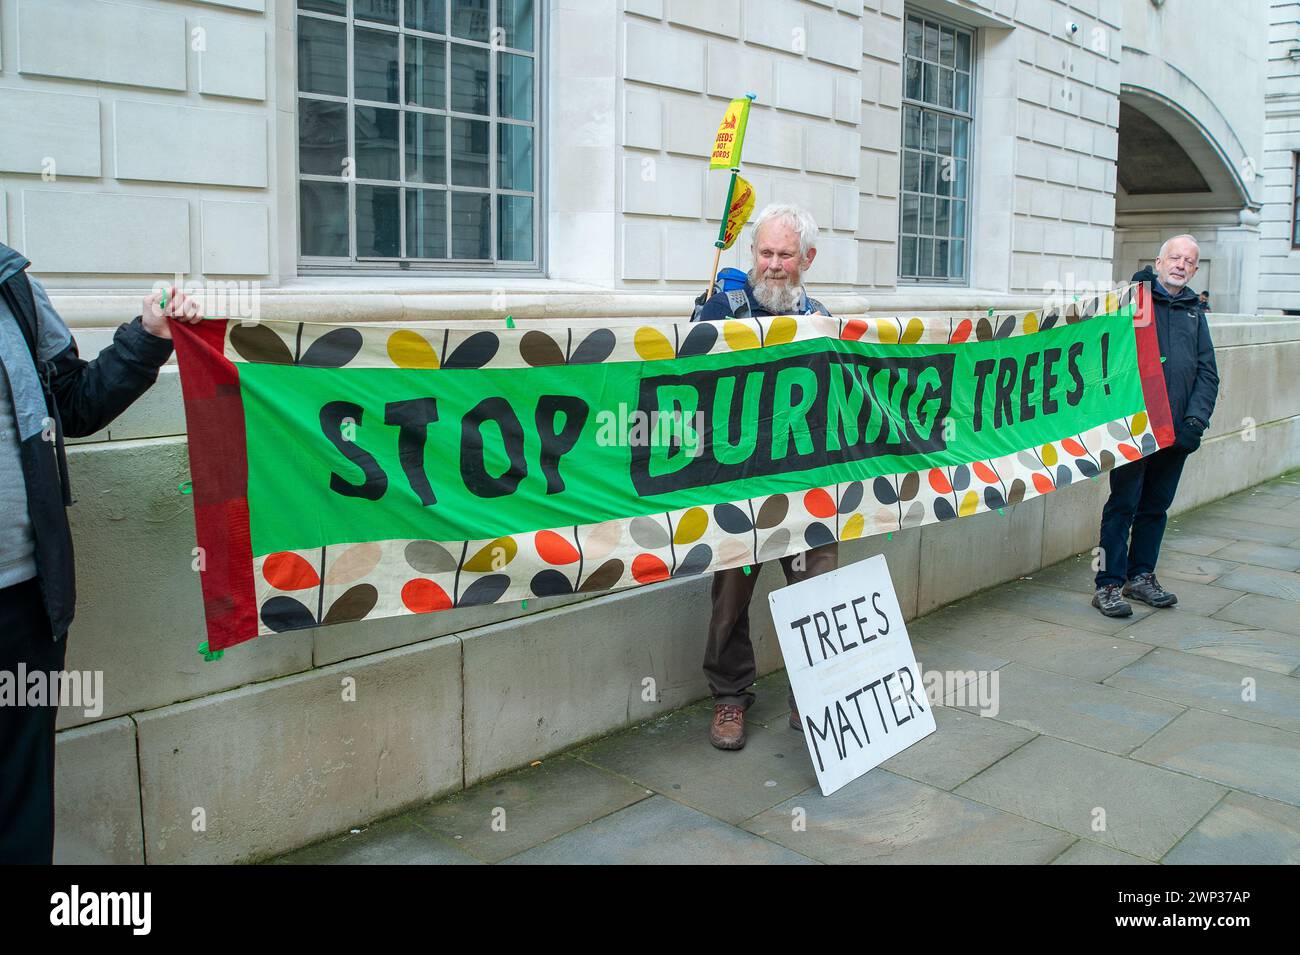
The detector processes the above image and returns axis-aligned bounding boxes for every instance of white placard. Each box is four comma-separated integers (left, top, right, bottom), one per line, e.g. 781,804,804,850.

768,554,936,796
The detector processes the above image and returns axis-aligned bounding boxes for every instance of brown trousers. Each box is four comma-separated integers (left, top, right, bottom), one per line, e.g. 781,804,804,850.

702,543,839,708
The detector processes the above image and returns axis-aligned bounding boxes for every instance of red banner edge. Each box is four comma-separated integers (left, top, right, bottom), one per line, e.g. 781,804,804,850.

1132,282,1175,449
172,319,259,651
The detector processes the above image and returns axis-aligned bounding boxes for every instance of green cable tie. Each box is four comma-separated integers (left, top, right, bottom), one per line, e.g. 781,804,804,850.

521,599,528,609
998,507,1005,515
886,532,893,541
505,314,515,329
198,641,224,662
742,564,752,576
179,480,193,494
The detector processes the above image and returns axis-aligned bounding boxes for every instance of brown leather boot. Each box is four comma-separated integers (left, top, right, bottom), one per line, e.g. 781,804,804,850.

709,703,746,750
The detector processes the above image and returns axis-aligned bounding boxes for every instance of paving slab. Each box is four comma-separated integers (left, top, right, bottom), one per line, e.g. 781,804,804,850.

1104,647,1300,732
1021,555,1098,594
501,796,817,864
1211,540,1300,573
1217,489,1298,510
1116,612,1300,674
412,756,652,863
1213,565,1300,602
1200,501,1300,530
1151,550,1240,584
880,704,1035,791
1131,708,1300,807
909,636,1010,701
1163,792,1300,865
272,815,480,865
744,768,1073,864
572,704,818,825
1171,515,1300,547
1160,528,1236,557
1148,580,1245,616
972,580,1156,635
1214,593,1300,637
958,662,1183,754
1050,840,1155,865
955,736,1226,860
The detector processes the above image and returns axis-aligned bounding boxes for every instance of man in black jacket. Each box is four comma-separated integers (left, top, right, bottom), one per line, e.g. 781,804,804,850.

0,242,202,862
1093,234,1220,617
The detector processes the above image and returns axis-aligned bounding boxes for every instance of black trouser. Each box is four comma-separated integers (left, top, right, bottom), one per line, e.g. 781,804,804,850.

0,577,64,864
1095,447,1189,588
703,544,839,709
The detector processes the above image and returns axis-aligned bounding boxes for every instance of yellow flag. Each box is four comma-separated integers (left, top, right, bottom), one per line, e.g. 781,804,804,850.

710,97,752,170
721,174,755,250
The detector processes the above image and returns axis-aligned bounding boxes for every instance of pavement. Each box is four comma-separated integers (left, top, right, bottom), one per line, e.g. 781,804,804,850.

271,472,1300,865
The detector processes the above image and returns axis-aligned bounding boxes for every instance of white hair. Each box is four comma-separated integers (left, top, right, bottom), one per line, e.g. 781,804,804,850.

1157,234,1199,259
751,203,819,257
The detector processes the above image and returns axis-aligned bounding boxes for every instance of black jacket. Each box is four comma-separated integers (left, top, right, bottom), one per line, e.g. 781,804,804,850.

0,242,173,638
1132,266,1219,442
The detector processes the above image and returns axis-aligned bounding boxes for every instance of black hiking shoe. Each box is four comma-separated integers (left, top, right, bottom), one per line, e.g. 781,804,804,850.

1124,573,1178,608
1092,584,1133,618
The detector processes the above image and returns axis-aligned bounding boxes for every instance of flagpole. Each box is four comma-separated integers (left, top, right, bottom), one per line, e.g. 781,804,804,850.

705,92,757,301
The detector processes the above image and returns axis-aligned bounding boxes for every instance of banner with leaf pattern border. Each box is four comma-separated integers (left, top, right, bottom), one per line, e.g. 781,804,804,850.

172,283,1172,651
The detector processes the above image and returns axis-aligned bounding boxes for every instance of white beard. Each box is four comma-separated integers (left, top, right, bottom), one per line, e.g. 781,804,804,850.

749,269,804,314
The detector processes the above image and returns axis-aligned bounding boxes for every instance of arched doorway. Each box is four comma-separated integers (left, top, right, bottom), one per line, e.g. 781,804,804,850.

1115,87,1261,313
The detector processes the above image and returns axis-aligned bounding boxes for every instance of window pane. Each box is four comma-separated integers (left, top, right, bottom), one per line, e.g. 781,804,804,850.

903,106,921,148
498,123,533,191
936,156,952,196
355,28,399,103
498,52,533,121
921,153,937,194
919,196,934,235
406,0,446,33
905,16,923,58
935,238,949,277
298,99,348,175
937,114,953,157
499,0,534,51
901,192,919,234
451,191,491,258
939,68,954,108
406,112,447,183
357,184,401,256
922,63,937,104
904,58,921,100
405,36,446,108
356,0,399,25
956,31,971,71
406,188,447,258
451,0,489,42
935,198,950,236
918,237,934,277
300,0,345,15
450,117,489,186
298,17,346,96
498,195,533,261
939,27,955,67
953,117,969,158
900,235,917,277
300,181,349,257
450,44,489,114
956,71,970,113
921,110,936,151
923,22,939,61
950,239,965,278
355,105,400,180
952,199,966,238
902,148,920,192
953,159,968,198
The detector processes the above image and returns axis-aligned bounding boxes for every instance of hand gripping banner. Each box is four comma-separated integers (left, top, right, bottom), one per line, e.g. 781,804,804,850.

173,283,1172,651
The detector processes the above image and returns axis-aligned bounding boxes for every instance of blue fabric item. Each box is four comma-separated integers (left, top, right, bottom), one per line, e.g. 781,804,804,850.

716,268,748,293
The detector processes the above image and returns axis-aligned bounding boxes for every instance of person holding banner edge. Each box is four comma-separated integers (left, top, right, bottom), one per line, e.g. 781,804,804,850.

1093,234,1219,617
693,204,837,750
